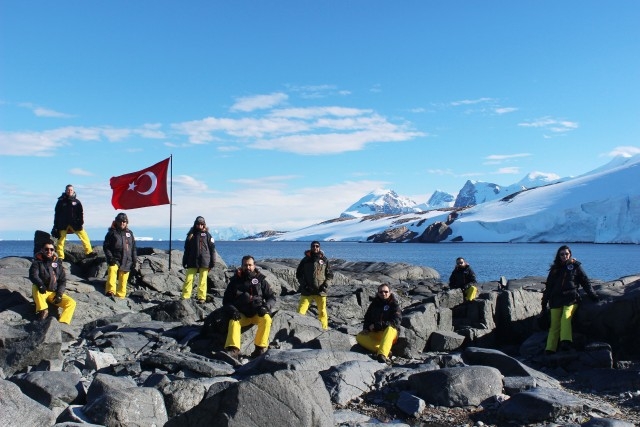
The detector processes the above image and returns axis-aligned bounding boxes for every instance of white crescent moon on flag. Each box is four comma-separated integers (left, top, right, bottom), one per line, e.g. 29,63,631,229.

136,172,158,196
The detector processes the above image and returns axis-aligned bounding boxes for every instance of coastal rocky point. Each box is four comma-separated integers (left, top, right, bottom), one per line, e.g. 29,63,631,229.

1,235,639,426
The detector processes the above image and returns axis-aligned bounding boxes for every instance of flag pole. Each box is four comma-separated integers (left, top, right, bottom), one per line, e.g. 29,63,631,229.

169,154,173,270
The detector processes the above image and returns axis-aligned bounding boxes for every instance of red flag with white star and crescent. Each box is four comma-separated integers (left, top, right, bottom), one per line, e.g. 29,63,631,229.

110,158,170,210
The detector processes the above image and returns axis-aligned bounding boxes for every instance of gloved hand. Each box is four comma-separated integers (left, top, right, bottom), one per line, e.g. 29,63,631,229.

373,321,385,331
38,285,47,294
53,293,63,305
319,284,328,293
257,306,268,317
51,227,60,239
230,310,242,321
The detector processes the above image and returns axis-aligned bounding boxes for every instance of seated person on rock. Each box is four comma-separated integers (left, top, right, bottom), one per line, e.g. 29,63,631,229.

223,255,276,359
356,283,402,365
448,257,478,301
29,239,76,324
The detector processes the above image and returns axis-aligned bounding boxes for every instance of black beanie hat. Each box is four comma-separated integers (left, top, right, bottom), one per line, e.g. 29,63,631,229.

115,213,128,223
194,216,206,225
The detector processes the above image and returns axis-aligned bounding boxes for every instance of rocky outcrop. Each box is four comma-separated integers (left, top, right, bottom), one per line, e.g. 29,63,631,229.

1,240,639,426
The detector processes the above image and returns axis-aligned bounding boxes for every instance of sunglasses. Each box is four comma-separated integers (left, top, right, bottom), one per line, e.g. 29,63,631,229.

378,290,389,294
44,248,55,252
312,245,320,248
559,252,570,256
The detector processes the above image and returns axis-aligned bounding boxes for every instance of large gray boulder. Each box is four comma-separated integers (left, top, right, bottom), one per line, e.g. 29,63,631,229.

497,387,618,424
0,378,56,427
166,370,334,427
321,359,384,405
408,366,503,407
83,386,168,427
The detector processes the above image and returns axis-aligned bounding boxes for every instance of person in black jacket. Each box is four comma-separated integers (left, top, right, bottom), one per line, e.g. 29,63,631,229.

356,283,402,365
103,213,137,298
223,255,276,359
296,241,333,329
52,184,96,260
449,257,478,301
181,216,215,303
542,245,600,353
29,239,76,323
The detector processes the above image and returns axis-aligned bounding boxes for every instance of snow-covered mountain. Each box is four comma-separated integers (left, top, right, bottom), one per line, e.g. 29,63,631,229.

265,154,640,244
340,189,422,218
416,190,456,210
453,172,561,208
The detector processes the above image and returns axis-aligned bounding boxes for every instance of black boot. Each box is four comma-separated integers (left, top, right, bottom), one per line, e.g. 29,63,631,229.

559,340,575,352
250,346,267,358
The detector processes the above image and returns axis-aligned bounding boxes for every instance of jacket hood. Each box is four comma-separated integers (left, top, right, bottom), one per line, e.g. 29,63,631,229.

304,249,325,258
36,251,59,262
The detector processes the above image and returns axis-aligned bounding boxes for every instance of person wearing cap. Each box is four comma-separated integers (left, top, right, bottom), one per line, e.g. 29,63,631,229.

29,239,76,324
448,257,478,301
103,213,137,298
52,184,96,260
296,240,333,329
356,283,402,365
181,216,215,303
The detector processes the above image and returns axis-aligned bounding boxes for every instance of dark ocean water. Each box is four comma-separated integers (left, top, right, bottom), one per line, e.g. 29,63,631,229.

2,240,638,283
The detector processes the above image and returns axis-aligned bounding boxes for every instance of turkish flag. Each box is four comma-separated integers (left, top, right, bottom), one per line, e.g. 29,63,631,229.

110,158,170,210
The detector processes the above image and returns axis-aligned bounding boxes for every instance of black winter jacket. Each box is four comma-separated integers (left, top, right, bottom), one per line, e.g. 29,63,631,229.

296,250,333,296
182,228,215,269
29,252,67,295
542,259,597,309
363,293,402,332
103,223,137,272
54,193,84,231
449,265,477,291
223,268,276,318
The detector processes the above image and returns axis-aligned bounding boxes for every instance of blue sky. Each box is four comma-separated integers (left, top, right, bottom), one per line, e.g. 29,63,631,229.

1,1,639,240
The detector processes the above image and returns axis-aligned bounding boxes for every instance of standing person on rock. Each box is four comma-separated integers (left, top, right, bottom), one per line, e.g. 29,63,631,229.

356,283,402,365
223,255,276,359
542,245,600,354
181,216,215,303
448,257,478,301
52,184,96,260
296,240,333,329
103,213,137,298
29,239,76,324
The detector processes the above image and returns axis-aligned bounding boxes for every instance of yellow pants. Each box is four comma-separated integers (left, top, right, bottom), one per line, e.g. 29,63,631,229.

356,326,398,357
225,313,272,349
297,295,328,329
56,227,93,259
545,304,576,352
32,285,76,324
181,267,209,301
106,265,130,298
464,285,478,301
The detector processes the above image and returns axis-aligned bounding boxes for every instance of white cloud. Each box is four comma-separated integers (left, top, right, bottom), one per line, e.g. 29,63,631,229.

19,102,75,118
485,153,531,161
230,92,288,112
69,168,93,176
174,175,210,192
607,146,640,158
495,167,520,174
494,107,518,115
450,97,494,106
518,116,579,133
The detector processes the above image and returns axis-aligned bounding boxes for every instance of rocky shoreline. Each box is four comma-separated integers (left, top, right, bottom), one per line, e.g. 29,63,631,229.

1,240,639,426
